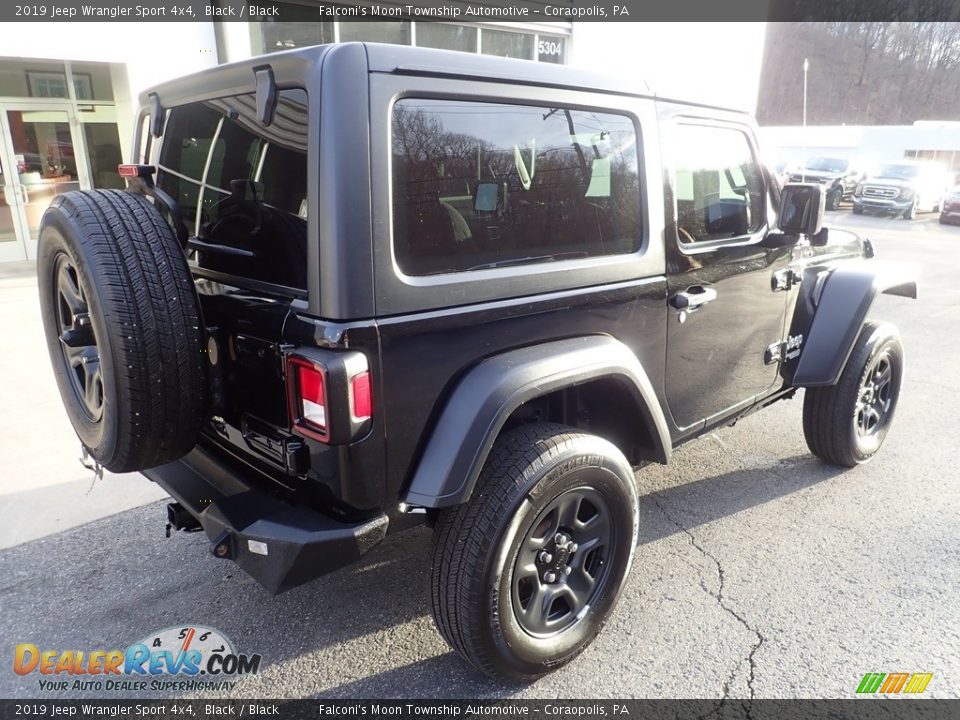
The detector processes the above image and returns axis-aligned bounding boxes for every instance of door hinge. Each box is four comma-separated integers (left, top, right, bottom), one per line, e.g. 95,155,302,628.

764,342,783,365
765,334,804,364
771,269,801,292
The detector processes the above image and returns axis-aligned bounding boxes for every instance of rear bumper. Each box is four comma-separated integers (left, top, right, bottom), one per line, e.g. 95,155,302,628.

143,446,389,594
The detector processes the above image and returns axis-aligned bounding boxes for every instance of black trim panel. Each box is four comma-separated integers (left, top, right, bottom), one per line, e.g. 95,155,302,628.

793,262,917,387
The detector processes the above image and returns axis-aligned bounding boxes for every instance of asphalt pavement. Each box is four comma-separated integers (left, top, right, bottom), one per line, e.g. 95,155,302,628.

1,211,958,700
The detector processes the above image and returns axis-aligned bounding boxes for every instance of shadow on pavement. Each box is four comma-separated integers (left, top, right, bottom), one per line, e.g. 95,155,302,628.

636,454,846,545
0,452,843,699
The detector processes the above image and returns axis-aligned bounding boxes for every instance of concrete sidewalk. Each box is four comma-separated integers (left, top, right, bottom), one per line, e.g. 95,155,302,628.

0,261,166,549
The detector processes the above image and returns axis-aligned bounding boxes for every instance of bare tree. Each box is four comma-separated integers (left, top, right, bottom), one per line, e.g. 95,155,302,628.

756,22,960,125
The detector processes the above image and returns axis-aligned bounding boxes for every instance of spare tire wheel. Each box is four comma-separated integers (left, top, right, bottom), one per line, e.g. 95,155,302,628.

37,190,207,473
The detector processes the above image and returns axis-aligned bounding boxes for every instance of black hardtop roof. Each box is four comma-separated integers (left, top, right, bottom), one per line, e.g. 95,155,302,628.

362,41,652,96
141,42,746,115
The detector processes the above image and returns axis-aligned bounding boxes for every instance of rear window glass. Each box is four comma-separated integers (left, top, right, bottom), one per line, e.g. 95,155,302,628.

156,89,309,290
391,98,642,276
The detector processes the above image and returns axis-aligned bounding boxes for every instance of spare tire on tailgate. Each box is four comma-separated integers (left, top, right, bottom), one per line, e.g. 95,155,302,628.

38,190,207,472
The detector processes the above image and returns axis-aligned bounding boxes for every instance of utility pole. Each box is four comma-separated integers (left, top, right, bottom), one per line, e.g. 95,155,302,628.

802,58,809,182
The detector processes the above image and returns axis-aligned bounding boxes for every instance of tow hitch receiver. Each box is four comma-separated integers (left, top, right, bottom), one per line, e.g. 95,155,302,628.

165,502,201,538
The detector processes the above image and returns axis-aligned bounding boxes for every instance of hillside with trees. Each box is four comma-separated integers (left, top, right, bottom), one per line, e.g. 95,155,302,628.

756,22,960,125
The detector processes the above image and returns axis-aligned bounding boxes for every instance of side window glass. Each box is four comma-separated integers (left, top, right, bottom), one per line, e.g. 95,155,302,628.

156,103,220,232
391,98,642,276
673,124,765,244
155,90,309,290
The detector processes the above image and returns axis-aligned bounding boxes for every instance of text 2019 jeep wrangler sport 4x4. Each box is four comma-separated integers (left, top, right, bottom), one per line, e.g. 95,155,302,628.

38,43,916,681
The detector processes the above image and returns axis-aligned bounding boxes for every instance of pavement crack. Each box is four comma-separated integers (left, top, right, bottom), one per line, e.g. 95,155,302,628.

653,495,765,702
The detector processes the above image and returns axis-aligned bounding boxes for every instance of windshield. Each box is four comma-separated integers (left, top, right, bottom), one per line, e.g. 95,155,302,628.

805,157,848,173
876,164,920,180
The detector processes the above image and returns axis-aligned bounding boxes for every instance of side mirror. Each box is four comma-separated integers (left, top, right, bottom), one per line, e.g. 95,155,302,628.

778,183,824,236
474,181,501,213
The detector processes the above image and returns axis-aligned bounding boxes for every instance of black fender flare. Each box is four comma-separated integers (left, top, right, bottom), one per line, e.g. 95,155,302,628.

792,262,917,387
402,335,672,509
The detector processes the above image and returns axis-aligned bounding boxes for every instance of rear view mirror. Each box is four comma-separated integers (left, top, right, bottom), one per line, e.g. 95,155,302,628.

474,182,501,213
778,183,824,236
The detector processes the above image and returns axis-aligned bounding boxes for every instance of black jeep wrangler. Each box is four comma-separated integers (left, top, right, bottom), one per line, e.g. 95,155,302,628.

37,43,916,681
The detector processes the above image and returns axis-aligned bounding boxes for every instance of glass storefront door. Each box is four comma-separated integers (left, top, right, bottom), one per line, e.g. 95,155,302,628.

0,114,25,261
0,103,89,261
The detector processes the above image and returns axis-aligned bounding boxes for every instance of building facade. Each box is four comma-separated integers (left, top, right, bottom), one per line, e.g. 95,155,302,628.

760,122,960,176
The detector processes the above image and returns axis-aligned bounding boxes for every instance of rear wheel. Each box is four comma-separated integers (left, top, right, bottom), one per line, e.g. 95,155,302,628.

430,424,638,681
803,322,903,467
38,190,207,472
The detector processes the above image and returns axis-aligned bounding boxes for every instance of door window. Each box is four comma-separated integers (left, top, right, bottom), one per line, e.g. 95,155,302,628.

391,98,642,276
673,124,765,244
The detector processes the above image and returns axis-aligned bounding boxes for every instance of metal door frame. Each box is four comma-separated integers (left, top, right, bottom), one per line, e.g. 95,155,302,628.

0,110,28,261
0,99,93,261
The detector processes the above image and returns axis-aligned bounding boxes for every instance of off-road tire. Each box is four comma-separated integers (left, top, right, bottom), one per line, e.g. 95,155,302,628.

430,423,639,681
803,321,903,467
827,188,842,211
38,190,207,472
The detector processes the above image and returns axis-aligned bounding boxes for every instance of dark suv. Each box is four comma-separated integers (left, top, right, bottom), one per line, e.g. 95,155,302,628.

788,156,861,211
37,43,916,681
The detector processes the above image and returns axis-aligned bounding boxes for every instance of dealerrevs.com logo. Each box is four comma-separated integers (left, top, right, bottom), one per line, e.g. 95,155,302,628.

14,625,262,693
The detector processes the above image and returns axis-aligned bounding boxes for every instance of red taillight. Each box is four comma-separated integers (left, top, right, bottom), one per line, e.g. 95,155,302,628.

117,164,156,178
350,371,372,420
298,365,326,427
287,353,372,444
287,355,327,440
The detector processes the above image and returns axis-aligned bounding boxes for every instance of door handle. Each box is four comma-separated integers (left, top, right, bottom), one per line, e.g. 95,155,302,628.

670,286,717,310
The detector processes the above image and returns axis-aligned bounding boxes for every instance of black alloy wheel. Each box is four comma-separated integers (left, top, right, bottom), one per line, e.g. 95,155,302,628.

511,487,614,637
855,350,894,439
53,253,104,422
